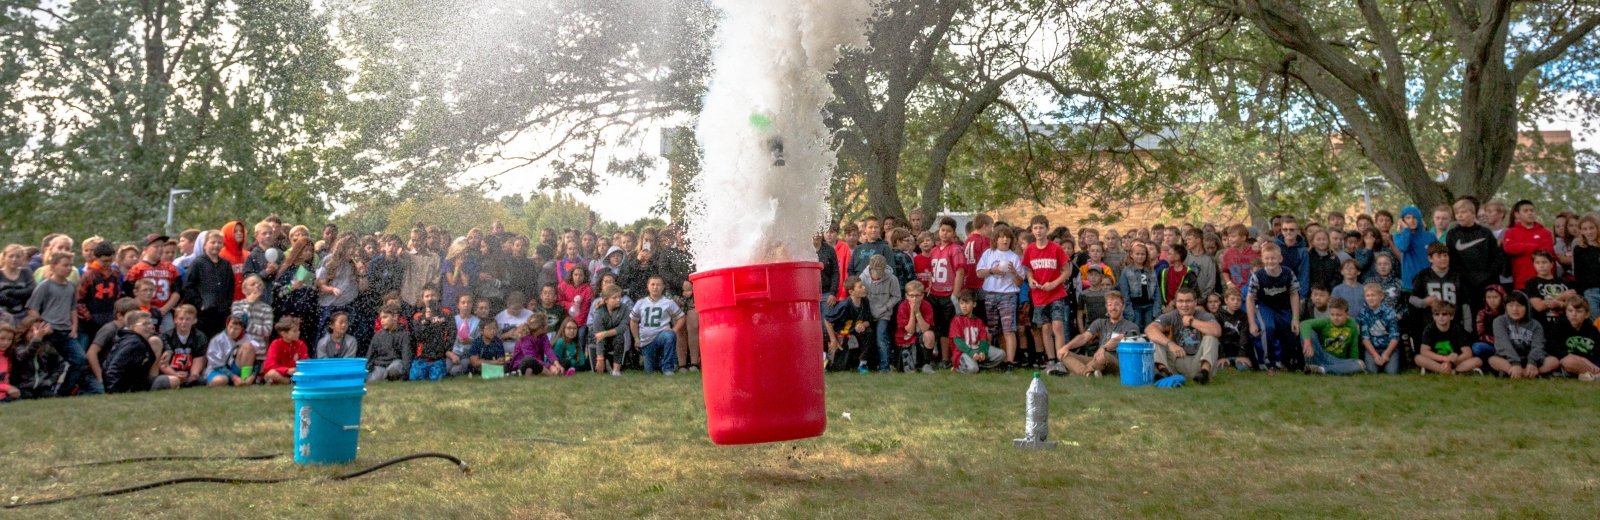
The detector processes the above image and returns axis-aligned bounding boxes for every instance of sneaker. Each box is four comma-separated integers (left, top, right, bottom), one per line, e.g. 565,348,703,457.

663,370,676,377
1472,368,1485,376
957,356,979,374
1579,372,1598,382
921,364,936,374
1196,369,1210,385
858,365,869,374
564,368,576,376
610,367,622,376
1306,365,1327,375
1419,367,1426,376
1002,362,1016,373
687,365,700,373
1047,360,1066,374
1092,370,1102,378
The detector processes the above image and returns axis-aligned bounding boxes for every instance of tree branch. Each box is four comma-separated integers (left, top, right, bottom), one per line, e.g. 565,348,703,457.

1511,14,1600,81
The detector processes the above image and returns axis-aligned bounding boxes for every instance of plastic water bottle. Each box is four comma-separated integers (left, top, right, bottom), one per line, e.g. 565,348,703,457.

1014,372,1058,449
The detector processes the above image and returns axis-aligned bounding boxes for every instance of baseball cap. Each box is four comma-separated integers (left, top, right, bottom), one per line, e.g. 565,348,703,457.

145,234,170,246
229,312,250,326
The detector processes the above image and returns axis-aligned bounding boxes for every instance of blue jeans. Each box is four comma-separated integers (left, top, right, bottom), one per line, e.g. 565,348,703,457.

874,319,894,371
1126,302,1157,329
408,359,446,381
51,330,102,396
1255,306,1300,370
1303,331,1364,375
1586,288,1600,322
642,331,678,373
1363,349,1400,374
1471,341,1496,360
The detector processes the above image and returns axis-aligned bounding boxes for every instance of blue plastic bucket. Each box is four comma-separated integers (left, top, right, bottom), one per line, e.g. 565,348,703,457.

1117,341,1155,386
292,359,368,465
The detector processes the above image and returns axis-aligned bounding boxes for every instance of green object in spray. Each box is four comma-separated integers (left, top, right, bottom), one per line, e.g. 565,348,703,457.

748,112,774,129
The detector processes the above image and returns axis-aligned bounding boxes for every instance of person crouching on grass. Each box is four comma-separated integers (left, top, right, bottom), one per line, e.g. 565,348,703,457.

630,276,685,376
367,305,411,382
825,276,873,373
102,311,177,392
508,319,562,376
950,291,1004,373
895,280,937,373
206,312,255,387
1297,297,1366,375
1414,301,1484,375
262,317,309,385
591,285,629,376
1144,287,1221,384
1489,291,1558,379
1053,290,1139,377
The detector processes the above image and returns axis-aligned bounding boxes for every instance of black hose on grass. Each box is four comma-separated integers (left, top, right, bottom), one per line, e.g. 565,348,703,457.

55,453,282,468
4,452,470,509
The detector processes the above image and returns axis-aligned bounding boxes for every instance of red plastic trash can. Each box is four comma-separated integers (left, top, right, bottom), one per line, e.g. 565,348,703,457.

690,261,827,445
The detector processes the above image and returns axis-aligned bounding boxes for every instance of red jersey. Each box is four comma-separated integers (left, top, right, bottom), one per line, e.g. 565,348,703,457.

949,315,990,348
962,232,991,291
832,241,851,300
927,242,966,296
1220,246,1260,288
895,298,934,346
1023,242,1068,306
913,253,932,286
126,260,181,308
263,338,308,375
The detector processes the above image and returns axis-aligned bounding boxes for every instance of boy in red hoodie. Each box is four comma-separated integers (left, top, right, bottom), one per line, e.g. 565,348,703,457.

219,221,250,300
263,316,308,385
1502,200,1553,290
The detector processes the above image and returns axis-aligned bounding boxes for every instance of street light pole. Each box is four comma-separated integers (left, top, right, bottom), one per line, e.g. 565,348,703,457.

1361,176,1384,215
166,188,193,235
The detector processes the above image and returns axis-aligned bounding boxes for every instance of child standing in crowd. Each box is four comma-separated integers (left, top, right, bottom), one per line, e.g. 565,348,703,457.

889,229,918,291
927,217,967,369
1489,291,1558,379
77,243,122,351
317,311,358,359
1330,260,1365,316
977,229,1022,370
1119,242,1161,328
183,231,235,338
1502,200,1554,290
1357,283,1402,374
1410,244,1463,333
950,291,1003,373
1183,228,1218,298
895,281,937,373
1248,243,1303,371
1078,242,1116,291
1394,206,1437,292
558,266,593,345
29,253,94,395
263,317,308,385
1574,215,1600,319
1156,243,1195,311
1,245,36,327
1077,270,1111,332
368,305,411,382
1445,197,1500,326
862,255,902,373
1024,215,1070,374
1306,230,1341,292
538,284,568,339
448,295,480,375
1220,224,1258,289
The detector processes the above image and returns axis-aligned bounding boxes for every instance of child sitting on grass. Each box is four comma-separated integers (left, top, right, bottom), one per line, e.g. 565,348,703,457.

895,280,937,373
1414,301,1483,375
1298,297,1365,375
316,311,358,359
509,320,562,376
103,311,171,393
0,325,17,401
206,313,254,387
367,305,411,382
1549,297,1600,381
1356,283,1401,374
1489,291,1558,379
826,276,873,373
469,320,505,373
11,318,64,399
553,317,584,375
263,317,308,385
950,291,1003,373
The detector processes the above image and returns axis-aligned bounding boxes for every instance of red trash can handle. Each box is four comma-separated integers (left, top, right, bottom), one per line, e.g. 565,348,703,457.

733,266,770,303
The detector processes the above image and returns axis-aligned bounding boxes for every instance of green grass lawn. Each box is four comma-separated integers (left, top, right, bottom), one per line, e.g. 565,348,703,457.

3,370,1598,518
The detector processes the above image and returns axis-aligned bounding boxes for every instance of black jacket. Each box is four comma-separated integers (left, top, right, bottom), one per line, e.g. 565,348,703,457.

0,268,36,315
182,255,236,317
243,245,278,306
103,330,156,393
621,256,662,301
817,243,838,298
11,340,64,394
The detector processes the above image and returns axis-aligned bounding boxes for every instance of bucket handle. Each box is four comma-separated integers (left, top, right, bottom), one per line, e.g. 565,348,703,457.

733,267,770,303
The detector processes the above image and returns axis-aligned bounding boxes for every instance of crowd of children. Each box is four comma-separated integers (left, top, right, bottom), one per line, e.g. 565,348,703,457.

2,197,1599,402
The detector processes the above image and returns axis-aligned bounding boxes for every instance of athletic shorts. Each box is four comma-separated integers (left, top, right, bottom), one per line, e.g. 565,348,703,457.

207,366,240,381
1032,299,1070,326
984,291,1019,333
930,296,956,338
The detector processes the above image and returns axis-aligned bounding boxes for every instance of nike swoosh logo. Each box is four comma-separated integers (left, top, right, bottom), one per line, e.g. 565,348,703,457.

1455,238,1486,251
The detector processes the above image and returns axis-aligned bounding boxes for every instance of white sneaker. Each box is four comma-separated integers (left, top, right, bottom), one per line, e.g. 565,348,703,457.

663,370,675,377
957,356,979,374
920,364,935,374
1580,372,1598,382
1092,370,1102,378
610,367,621,377
1307,365,1327,374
